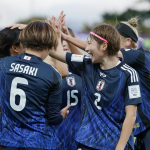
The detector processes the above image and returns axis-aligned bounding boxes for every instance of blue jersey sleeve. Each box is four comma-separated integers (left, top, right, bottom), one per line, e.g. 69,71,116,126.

66,52,91,76
47,73,63,125
120,48,144,66
124,67,142,106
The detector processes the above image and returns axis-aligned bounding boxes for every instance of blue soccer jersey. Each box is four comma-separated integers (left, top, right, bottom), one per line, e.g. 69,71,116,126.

0,53,63,149
55,69,82,150
66,53,142,150
121,47,150,136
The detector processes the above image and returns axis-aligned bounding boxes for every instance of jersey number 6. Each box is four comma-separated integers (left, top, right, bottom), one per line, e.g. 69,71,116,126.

10,77,28,111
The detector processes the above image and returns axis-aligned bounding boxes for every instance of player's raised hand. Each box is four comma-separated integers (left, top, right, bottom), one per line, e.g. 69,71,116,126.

46,16,62,40
58,10,66,23
61,21,69,35
61,105,71,119
6,24,27,30
61,21,70,40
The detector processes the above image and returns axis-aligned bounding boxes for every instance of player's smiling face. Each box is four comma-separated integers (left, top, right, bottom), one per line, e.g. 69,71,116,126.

85,36,104,64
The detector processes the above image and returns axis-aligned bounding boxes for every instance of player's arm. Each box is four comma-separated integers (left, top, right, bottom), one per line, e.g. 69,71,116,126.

47,74,70,125
116,70,142,150
61,21,83,55
117,48,144,67
62,33,87,52
115,105,137,150
44,55,68,78
49,40,67,64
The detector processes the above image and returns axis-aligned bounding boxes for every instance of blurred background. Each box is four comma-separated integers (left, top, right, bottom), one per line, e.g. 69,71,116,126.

0,0,150,50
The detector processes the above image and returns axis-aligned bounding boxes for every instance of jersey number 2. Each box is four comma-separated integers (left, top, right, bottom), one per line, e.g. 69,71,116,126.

10,77,28,111
94,93,102,110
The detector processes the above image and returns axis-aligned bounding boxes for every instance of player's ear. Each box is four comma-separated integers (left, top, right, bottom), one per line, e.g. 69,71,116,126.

125,38,131,47
102,42,108,51
11,45,19,53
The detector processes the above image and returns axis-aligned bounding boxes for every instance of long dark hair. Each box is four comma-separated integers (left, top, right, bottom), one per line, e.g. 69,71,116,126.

0,28,20,58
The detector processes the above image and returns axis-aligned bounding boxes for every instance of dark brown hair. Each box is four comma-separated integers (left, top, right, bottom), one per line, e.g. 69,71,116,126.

68,27,75,37
0,28,20,58
90,23,120,56
19,21,58,51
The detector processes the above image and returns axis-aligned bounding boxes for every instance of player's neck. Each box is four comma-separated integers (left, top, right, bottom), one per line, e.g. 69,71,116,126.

25,48,46,60
99,55,119,70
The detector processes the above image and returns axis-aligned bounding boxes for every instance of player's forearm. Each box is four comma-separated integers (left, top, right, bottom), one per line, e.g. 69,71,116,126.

116,114,136,150
65,34,87,50
55,60,68,78
68,42,83,55
49,40,67,63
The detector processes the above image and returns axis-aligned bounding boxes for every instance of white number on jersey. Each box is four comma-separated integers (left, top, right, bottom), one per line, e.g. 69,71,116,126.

10,77,28,111
67,90,78,106
94,93,102,110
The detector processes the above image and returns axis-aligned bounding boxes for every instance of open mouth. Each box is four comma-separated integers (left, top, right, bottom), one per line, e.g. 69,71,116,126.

87,52,93,57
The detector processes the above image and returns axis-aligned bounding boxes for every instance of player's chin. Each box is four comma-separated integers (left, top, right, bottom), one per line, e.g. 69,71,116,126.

91,57,96,63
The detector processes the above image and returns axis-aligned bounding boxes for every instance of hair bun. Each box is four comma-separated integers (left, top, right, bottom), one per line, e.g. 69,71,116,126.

128,18,138,28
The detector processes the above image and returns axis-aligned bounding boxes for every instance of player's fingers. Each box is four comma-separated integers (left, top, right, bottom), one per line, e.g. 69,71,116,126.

67,110,69,115
58,10,64,20
65,105,71,110
10,25,18,29
46,18,52,25
51,16,56,27
61,14,66,22
5,25,13,28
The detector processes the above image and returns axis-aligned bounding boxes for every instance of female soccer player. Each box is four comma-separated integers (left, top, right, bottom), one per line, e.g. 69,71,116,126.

61,15,150,150
0,21,70,150
47,16,142,150
115,17,150,150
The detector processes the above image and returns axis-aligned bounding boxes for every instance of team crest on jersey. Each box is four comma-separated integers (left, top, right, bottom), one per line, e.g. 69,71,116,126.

66,76,76,87
96,79,105,91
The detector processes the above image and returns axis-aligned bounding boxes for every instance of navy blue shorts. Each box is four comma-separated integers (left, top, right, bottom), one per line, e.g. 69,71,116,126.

134,127,150,150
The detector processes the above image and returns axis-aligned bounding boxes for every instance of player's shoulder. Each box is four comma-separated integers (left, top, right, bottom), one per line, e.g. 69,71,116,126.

42,61,61,78
121,47,144,54
119,62,139,81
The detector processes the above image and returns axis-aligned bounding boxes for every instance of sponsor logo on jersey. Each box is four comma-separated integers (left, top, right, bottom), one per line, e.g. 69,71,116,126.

66,76,76,87
96,79,105,91
24,55,31,60
100,72,106,77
